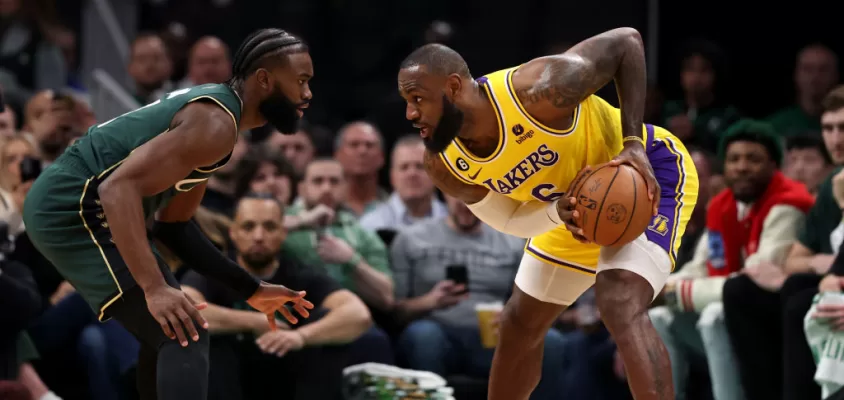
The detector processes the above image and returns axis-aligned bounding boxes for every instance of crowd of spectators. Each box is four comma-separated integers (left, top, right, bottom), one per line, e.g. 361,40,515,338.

2,1,844,400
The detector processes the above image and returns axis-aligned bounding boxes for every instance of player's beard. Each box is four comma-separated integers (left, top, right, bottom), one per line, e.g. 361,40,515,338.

242,251,277,273
259,84,305,135
424,94,464,154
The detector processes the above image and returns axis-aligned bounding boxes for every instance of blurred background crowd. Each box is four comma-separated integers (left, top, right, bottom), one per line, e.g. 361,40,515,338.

1,0,844,399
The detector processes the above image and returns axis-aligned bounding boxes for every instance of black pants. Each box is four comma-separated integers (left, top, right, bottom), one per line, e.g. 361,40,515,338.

783,286,822,400
723,273,821,400
207,334,350,400
108,281,210,400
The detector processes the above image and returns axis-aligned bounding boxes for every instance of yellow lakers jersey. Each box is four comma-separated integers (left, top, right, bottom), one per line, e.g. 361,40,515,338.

439,66,644,203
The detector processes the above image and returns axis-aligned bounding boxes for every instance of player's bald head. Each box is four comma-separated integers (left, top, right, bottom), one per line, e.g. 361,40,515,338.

400,44,471,78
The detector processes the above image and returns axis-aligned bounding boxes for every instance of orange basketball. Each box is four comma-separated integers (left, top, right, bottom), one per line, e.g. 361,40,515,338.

571,164,653,247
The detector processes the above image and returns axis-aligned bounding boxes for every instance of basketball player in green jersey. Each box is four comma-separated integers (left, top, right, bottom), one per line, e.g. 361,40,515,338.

22,29,315,400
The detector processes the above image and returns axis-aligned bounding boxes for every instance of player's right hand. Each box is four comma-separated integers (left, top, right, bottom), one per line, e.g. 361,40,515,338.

145,286,209,347
247,282,314,331
555,197,590,244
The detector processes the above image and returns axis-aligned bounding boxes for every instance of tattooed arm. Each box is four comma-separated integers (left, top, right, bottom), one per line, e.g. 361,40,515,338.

511,27,647,141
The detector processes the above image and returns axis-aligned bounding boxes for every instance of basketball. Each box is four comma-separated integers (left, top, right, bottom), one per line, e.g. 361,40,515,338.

570,164,653,247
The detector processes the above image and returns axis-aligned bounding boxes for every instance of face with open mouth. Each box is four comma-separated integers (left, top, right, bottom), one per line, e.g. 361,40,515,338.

399,66,465,154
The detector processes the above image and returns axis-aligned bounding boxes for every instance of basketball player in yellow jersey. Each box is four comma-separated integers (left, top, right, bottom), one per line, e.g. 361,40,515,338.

397,28,699,400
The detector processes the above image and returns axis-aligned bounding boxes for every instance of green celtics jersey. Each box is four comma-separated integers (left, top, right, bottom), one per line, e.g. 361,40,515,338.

64,84,242,216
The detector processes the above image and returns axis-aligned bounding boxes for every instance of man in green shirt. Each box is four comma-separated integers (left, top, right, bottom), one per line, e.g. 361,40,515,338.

283,158,394,311
767,44,839,137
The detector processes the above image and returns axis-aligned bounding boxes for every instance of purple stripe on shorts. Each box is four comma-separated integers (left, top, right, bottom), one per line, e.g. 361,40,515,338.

644,132,687,262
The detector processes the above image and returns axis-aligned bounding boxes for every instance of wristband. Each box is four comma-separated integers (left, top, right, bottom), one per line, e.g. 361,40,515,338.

623,136,645,147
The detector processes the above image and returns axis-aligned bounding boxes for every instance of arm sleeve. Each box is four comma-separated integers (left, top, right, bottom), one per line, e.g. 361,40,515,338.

467,191,562,239
153,220,259,299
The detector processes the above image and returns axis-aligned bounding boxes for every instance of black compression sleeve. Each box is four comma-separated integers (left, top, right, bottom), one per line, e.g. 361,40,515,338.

153,220,259,299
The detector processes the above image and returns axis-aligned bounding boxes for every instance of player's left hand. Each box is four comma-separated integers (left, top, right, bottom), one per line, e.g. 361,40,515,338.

247,283,314,330
255,330,306,357
609,142,660,216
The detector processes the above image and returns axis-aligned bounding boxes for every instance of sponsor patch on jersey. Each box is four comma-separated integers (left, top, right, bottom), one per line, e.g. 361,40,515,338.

648,214,670,236
512,124,524,135
456,157,470,171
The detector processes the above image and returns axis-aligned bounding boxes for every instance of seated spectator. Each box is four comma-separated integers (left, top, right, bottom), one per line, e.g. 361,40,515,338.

201,133,250,217
783,135,834,196
767,44,839,137
725,93,844,400
127,33,173,105
178,36,231,88
753,87,844,400
284,158,394,312
182,194,372,400
21,90,78,164
660,39,740,152
391,194,566,400
0,105,16,138
0,0,68,107
234,147,298,206
360,135,447,233
651,119,814,400
334,122,388,216
265,122,318,178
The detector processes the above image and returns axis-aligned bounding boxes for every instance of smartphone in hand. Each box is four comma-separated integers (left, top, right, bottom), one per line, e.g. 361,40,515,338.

446,264,469,294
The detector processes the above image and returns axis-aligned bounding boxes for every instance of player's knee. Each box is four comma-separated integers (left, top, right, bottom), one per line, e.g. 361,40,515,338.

501,295,553,339
595,269,652,326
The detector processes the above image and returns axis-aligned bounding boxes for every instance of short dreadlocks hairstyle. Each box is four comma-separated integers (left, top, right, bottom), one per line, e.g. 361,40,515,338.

227,28,308,85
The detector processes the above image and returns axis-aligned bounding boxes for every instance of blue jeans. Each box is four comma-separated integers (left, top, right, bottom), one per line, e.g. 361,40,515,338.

650,304,744,400
77,321,140,400
398,319,567,400
560,327,631,400
29,293,139,400
348,325,395,365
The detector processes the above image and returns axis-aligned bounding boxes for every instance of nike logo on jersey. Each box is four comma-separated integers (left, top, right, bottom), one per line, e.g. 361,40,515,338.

481,144,559,194
468,168,483,180
175,178,209,192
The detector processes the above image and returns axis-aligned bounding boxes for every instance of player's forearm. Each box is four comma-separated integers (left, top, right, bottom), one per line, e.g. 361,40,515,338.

199,303,267,334
395,295,436,321
297,300,371,345
352,262,394,310
467,191,561,238
153,220,260,298
611,29,647,140
784,255,815,275
98,181,167,291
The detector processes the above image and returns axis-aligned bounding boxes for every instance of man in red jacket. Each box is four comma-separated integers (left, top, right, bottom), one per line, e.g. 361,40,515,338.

650,119,815,400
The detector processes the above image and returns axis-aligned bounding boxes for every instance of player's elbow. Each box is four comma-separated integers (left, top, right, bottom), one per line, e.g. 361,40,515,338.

615,27,643,45
97,176,136,207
